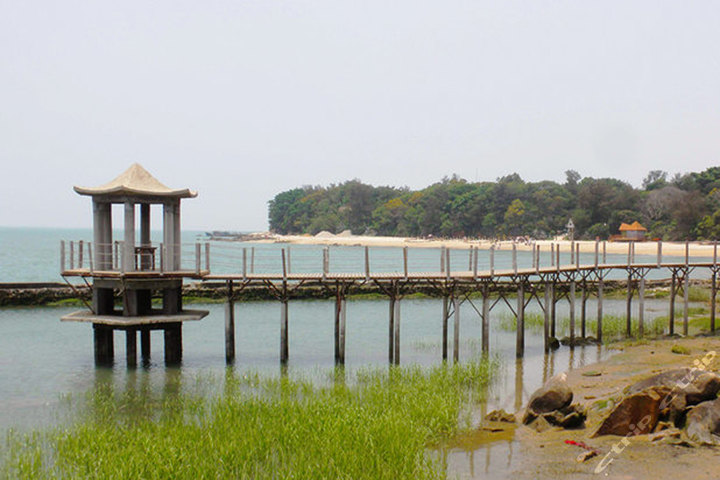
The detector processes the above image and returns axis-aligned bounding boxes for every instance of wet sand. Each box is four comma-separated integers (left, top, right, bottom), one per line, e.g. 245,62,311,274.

454,335,720,479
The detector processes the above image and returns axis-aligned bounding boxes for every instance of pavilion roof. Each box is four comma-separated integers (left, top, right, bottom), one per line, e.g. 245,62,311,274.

619,221,647,232
74,163,197,199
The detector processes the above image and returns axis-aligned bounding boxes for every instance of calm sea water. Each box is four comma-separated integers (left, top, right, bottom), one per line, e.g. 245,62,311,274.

0,227,709,477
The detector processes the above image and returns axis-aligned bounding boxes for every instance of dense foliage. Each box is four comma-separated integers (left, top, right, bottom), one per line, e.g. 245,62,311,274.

268,168,720,240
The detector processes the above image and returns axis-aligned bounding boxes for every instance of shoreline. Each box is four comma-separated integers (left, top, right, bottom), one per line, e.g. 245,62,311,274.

505,334,720,479
253,233,718,257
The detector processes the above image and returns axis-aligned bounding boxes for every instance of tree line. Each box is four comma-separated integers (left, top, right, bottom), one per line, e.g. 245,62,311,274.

268,167,720,240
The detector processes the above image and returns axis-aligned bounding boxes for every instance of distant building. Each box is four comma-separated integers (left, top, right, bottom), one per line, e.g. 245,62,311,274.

617,221,647,241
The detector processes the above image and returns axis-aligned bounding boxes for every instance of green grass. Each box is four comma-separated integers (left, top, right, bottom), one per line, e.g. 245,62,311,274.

496,307,709,343
2,360,497,480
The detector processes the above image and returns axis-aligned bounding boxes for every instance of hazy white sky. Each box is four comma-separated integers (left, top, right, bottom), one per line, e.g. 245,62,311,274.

1,1,719,230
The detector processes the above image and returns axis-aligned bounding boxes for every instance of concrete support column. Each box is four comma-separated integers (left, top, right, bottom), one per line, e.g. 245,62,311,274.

92,200,112,270
126,329,137,368
141,329,151,363
163,202,176,271
124,202,135,272
93,324,114,366
140,203,151,270
173,201,181,270
164,323,182,365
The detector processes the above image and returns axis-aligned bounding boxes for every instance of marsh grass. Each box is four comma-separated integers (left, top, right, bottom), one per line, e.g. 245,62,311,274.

496,306,708,343
2,360,496,480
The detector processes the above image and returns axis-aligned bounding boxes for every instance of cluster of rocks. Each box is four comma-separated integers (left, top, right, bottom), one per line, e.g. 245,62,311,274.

593,367,720,445
484,367,720,447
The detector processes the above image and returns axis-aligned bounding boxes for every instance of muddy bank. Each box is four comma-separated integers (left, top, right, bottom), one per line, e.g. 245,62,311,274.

507,336,720,479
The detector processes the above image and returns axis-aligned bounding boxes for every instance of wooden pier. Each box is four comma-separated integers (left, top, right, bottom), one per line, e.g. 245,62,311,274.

62,235,720,366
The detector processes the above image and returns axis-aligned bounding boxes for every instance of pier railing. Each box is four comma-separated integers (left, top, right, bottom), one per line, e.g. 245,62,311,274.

60,240,211,276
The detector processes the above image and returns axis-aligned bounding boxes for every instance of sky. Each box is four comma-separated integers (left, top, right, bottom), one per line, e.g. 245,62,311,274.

1,1,719,231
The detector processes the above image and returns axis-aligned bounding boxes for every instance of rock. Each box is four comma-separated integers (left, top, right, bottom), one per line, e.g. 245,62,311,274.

526,373,573,416
484,409,516,423
548,337,560,350
626,368,720,407
684,398,720,445
528,415,554,433
649,428,681,442
576,450,598,463
593,389,664,437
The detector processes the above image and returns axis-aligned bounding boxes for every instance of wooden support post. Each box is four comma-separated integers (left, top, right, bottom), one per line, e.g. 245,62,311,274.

70,241,75,270
638,276,645,338
575,243,580,269
683,271,689,336
569,280,576,345
114,241,119,270
388,295,395,364
512,243,517,274
482,285,489,355
250,247,255,273
581,284,587,338
242,248,247,279
531,245,537,272
535,245,540,274
627,242,632,266
205,243,210,272
322,248,328,280
570,240,575,264
403,246,408,279
442,294,449,361
126,329,137,368
626,272,633,337
78,240,84,268
556,248,560,272
88,242,93,273
340,297,347,364
60,240,66,273
657,241,662,267
597,275,604,343
440,247,446,274
195,243,201,275
334,290,347,365
225,281,235,364
453,295,460,363
281,248,287,280
473,247,478,280
93,324,114,366
141,329,150,363
711,271,717,334
602,241,607,263
669,272,676,335
551,243,555,266
516,280,525,358
490,246,495,276
594,240,599,268
468,248,473,271
445,248,451,280
685,241,689,266
550,281,557,337
543,282,550,351
364,246,370,280
280,299,289,365
164,323,182,365
159,243,165,273
393,297,401,365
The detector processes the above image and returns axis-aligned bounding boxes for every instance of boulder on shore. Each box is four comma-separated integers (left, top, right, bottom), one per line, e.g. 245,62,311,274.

593,389,666,437
684,398,720,446
526,373,573,415
625,368,720,407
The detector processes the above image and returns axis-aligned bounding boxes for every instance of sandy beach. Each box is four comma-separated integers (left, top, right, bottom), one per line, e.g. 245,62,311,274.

255,233,718,258
507,335,720,479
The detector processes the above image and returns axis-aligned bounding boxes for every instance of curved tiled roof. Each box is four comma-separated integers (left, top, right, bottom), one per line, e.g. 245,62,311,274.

74,163,197,198
619,221,647,232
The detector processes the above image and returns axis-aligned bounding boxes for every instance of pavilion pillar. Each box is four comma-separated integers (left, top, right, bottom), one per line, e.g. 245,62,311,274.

163,202,176,271
173,201,181,269
124,202,136,272
92,200,112,270
93,324,114,366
